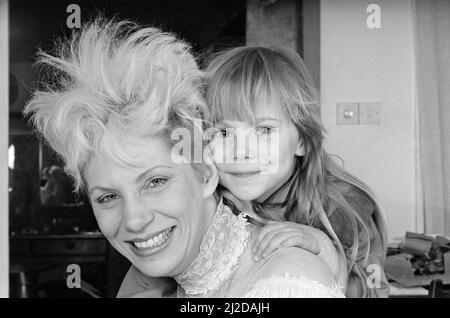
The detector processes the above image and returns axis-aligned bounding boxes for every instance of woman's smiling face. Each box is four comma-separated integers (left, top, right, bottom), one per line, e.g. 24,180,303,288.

85,137,215,277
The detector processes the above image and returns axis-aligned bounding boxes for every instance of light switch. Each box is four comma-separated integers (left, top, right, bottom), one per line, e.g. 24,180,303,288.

337,103,359,125
359,102,381,125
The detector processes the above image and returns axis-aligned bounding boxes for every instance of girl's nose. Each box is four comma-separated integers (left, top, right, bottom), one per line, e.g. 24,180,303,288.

233,131,257,161
123,198,155,233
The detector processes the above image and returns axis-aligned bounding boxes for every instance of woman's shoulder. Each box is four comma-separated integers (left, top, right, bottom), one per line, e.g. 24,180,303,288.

256,247,336,286
231,229,339,293
234,246,343,297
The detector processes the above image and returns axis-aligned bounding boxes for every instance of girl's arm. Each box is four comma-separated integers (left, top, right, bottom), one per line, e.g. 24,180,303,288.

330,189,389,298
344,219,390,298
251,221,348,290
346,255,389,298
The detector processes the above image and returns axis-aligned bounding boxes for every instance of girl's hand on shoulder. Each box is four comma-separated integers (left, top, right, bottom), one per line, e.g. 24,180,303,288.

252,221,321,261
252,221,347,288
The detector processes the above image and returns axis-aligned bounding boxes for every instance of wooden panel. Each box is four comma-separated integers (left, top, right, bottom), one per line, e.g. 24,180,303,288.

33,239,106,256
246,0,301,50
303,0,320,89
9,240,29,256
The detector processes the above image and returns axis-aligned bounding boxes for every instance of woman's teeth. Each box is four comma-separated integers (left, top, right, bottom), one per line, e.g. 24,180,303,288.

133,227,173,250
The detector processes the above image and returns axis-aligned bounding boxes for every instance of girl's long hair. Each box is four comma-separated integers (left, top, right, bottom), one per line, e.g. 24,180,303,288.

206,46,387,284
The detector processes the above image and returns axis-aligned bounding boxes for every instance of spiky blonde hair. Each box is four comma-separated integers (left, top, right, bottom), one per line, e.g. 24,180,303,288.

24,18,206,192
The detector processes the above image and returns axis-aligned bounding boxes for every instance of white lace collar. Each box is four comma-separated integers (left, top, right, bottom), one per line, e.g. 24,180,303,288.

174,198,251,296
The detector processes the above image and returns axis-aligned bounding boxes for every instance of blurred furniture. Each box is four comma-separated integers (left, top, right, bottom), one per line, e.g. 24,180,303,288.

9,264,33,298
10,233,130,298
389,279,450,298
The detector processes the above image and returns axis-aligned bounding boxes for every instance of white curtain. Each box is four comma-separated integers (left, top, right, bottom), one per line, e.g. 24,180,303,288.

415,0,450,235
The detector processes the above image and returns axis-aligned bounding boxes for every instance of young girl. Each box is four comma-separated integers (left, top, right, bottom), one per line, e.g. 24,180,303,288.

205,46,388,298
118,46,387,298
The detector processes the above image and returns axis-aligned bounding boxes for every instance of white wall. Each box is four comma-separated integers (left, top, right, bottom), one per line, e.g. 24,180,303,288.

0,0,9,298
320,0,417,240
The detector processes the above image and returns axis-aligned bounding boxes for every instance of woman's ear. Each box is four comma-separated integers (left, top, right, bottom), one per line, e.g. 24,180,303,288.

202,148,219,198
295,140,305,156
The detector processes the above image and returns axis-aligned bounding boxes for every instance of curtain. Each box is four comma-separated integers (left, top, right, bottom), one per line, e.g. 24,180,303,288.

415,0,450,236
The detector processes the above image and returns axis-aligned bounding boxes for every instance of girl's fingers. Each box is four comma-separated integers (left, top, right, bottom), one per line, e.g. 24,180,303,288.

280,235,320,255
253,228,281,261
259,231,302,259
256,231,321,262
253,222,305,255
252,222,286,253
252,222,323,261
256,230,305,261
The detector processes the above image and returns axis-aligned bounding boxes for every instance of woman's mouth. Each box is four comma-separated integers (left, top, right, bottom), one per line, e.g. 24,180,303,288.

128,226,175,253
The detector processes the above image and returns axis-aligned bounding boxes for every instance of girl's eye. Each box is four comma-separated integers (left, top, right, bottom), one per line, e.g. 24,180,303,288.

96,193,118,205
144,177,168,190
215,128,233,138
255,126,273,136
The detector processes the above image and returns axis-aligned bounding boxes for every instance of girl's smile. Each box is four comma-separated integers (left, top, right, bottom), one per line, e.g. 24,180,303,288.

228,170,261,177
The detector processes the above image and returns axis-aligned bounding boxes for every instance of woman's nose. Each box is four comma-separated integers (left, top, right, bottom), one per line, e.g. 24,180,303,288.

122,198,155,233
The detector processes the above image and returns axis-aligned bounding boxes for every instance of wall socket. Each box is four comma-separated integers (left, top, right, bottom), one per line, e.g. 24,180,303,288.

337,102,381,125
359,102,381,125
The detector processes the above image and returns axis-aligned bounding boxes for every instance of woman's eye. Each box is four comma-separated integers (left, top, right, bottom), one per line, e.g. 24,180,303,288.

255,126,273,136
144,177,168,190
96,193,118,205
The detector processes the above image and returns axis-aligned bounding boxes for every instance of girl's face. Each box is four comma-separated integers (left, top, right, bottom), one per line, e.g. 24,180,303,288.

210,102,304,202
84,137,217,278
